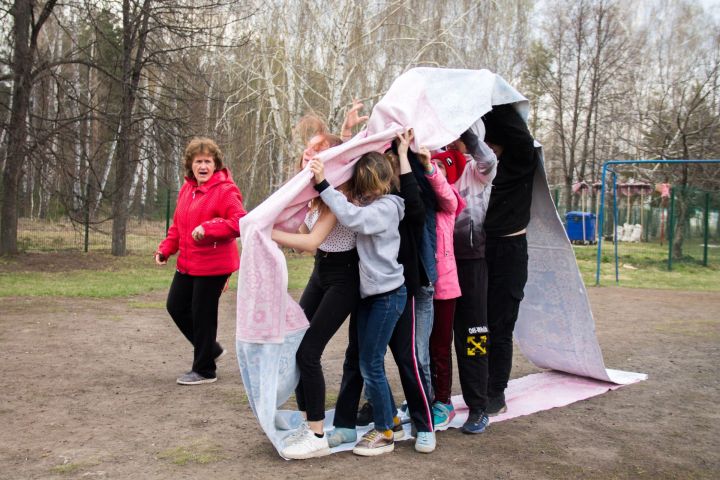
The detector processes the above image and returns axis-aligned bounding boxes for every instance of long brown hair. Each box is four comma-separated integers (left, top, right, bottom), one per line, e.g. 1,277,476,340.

348,152,394,205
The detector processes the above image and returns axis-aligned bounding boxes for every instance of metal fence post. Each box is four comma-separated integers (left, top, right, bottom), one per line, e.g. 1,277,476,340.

165,188,171,236
613,172,619,284
703,192,710,267
595,164,609,286
668,187,675,271
84,180,92,253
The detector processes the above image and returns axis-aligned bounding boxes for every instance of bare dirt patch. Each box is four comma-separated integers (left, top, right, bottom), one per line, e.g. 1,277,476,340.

1,287,719,479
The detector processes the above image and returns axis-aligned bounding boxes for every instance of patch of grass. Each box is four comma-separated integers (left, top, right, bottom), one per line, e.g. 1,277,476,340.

157,439,224,466
0,253,173,298
573,242,720,290
2,242,716,298
325,391,339,409
50,459,100,475
128,300,165,309
286,253,313,290
219,390,249,408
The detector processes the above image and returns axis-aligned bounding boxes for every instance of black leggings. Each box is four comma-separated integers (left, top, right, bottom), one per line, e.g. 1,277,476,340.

166,271,229,378
295,249,359,422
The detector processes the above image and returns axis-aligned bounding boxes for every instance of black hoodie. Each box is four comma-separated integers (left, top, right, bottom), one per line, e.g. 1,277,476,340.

482,104,538,237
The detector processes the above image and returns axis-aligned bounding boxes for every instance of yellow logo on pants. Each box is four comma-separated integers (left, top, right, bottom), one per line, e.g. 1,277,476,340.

466,335,487,356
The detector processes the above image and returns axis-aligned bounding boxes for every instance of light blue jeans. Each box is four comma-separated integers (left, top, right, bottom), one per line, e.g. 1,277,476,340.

414,284,435,401
357,285,407,431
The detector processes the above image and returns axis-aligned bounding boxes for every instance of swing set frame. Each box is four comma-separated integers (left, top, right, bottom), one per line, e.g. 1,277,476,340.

594,159,720,286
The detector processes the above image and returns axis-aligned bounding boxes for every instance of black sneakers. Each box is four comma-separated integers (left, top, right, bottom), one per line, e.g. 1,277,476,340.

486,393,507,416
356,401,374,426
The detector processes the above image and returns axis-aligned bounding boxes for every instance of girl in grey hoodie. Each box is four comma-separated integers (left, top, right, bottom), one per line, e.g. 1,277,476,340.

310,152,407,457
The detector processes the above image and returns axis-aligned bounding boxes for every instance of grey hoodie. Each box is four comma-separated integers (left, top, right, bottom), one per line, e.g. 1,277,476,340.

319,184,405,298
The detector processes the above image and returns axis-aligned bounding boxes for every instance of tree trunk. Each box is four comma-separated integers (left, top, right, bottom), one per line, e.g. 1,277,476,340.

111,0,151,256
1,0,32,255
1,0,57,254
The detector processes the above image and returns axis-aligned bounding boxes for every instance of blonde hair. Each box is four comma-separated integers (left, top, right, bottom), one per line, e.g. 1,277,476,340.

349,152,394,205
183,137,224,179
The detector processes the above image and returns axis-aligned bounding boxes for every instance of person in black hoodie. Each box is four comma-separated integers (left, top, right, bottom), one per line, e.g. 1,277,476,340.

481,103,539,416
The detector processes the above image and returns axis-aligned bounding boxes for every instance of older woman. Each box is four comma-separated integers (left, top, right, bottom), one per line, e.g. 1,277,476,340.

155,137,246,385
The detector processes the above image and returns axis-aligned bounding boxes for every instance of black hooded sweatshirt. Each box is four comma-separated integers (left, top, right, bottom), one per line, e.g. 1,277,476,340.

482,104,538,237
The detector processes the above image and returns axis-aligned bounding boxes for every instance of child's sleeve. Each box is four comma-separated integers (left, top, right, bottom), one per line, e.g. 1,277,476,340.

399,173,425,228
426,169,458,214
465,140,497,186
319,184,402,235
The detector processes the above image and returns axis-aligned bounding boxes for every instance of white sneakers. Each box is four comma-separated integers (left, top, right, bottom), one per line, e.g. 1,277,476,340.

281,424,331,460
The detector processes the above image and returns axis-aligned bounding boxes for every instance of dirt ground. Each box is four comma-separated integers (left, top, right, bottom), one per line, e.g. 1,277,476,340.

1,272,719,478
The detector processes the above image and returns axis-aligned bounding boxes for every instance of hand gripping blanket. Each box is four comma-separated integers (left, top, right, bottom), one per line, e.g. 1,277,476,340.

235,67,646,456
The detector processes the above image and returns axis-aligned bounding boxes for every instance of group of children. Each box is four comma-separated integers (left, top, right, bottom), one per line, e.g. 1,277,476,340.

270,101,538,459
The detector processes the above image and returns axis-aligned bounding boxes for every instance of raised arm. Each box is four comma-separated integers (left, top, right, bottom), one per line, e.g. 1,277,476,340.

271,209,337,253
309,158,403,235
460,129,497,186
418,145,457,214
340,99,369,141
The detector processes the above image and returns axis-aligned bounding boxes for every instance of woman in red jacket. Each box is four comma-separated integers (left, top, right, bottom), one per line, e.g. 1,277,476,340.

155,137,247,385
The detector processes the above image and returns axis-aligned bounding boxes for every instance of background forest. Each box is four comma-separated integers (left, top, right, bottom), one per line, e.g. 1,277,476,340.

1,0,719,255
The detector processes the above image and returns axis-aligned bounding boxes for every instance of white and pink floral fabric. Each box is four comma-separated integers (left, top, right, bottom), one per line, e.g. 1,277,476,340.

235,67,646,456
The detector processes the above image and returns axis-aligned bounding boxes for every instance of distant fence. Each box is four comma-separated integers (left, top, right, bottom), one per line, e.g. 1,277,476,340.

16,190,176,254
17,217,169,254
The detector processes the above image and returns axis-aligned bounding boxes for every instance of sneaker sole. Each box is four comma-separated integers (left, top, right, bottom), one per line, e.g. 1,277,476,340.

177,377,217,385
415,443,436,453
352,443,394,457
393,429,405,441
215,349,227,362
433,413,455,428
461,425,488,434
283,447,331,460
487,405,507,417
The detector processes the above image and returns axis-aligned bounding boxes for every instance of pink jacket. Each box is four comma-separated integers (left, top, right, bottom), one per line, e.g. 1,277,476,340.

426,168,466,299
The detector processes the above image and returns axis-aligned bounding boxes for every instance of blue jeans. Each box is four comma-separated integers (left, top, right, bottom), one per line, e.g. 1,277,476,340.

357,285,407,431
414,284,435,401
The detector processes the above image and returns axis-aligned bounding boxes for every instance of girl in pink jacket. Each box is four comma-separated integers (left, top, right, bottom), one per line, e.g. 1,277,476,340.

417,147,467,427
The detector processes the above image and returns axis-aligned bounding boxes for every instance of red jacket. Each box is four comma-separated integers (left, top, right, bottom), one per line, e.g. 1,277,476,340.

158,168,246,276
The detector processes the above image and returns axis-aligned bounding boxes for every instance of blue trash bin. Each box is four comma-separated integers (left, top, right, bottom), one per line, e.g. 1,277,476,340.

565,211,596,243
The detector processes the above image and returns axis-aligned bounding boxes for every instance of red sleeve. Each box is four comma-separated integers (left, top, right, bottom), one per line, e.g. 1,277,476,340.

157,184,186,258
201,183,247,242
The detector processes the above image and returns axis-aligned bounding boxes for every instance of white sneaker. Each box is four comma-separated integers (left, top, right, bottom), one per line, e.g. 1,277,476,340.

281,428,331,460
414,431,436,453
282,422,309,447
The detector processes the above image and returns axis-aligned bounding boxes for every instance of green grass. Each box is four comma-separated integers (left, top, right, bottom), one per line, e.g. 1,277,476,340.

0,252,313,298
286,253,314,290
0,255,178,298
1,242,717,298
157,439,224,466
573,241,720,290
50,459,100,475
